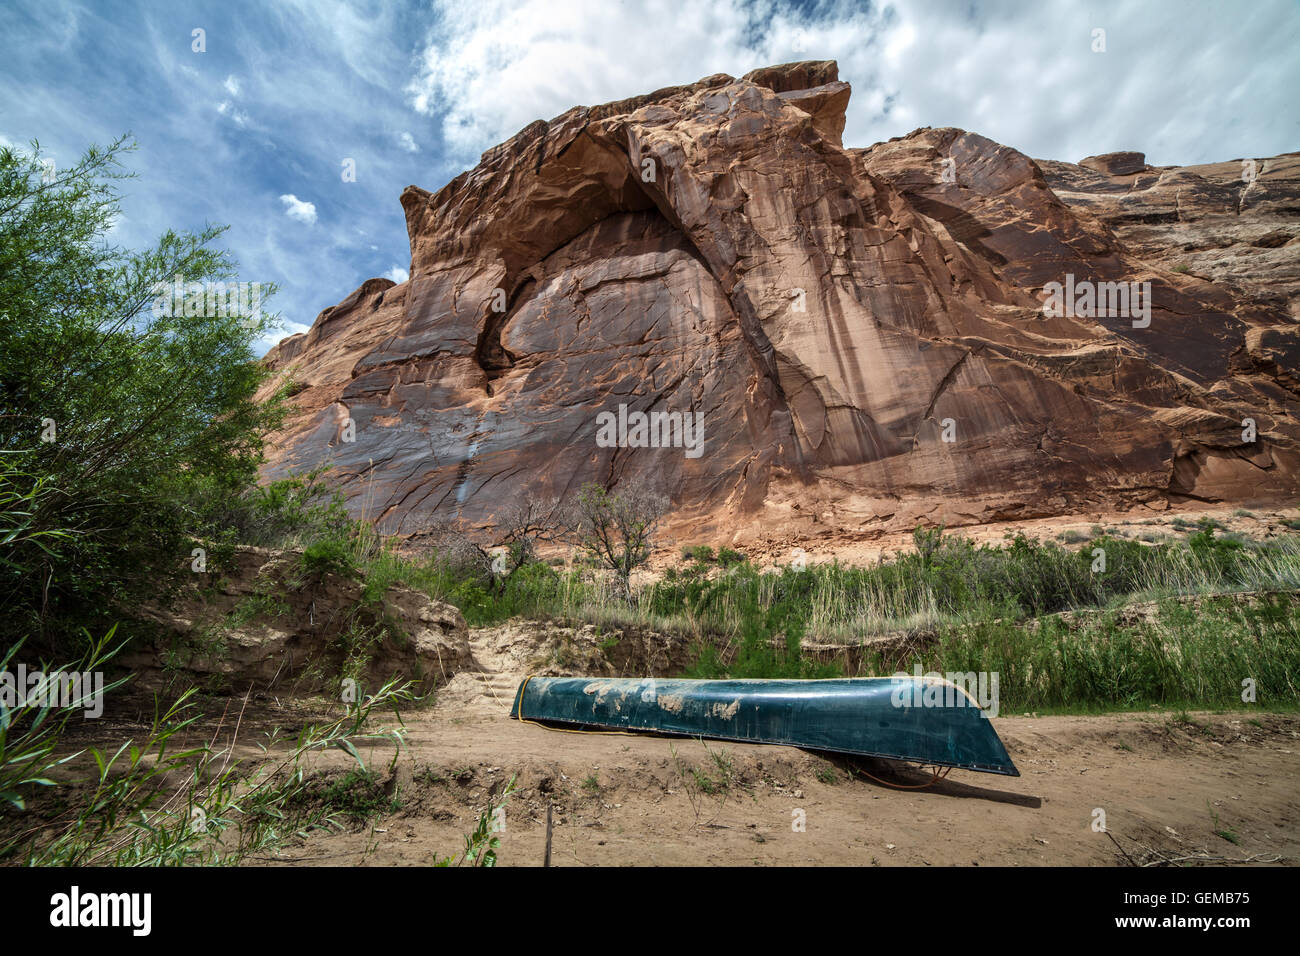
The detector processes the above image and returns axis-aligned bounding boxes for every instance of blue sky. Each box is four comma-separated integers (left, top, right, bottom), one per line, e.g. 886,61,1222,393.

3,0,1297,353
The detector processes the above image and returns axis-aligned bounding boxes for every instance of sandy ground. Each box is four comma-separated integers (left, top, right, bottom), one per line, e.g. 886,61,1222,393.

264,705,1300,868
23,503,1300,867
554,502,1298,580
765,504,1298,571
252,619,1300,867
31,682,1299,868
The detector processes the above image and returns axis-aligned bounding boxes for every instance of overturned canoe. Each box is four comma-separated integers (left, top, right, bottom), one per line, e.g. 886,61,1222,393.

511,675,1018,776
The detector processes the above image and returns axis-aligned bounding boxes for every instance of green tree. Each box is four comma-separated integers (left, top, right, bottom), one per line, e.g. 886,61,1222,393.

0,136,288,648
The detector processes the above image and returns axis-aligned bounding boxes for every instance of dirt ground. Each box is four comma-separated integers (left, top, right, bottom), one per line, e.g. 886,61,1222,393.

240,574,1300,867
27,502,1300,867
764,503,1299,571
249,617,1300,868
263,702,1300,867
557,502,1297,581
34,679,1299,867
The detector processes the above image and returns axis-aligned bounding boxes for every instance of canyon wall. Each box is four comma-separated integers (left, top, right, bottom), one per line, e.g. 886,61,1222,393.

259,61,1299,541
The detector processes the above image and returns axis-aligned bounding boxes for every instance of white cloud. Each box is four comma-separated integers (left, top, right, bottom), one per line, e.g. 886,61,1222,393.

216,100,250,127
398,131,420,153
406,0,1300,168
8,0,1293,363
223,74,241,97
406,0,792,161
258,319,313,352
279,193,318,225
384,265,410,284
1,0,431,357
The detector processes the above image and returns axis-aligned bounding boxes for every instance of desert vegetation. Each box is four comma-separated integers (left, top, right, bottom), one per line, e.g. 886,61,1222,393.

0,136,288,652
0,138,508,865
2,137,1298,869
277,510,1300,712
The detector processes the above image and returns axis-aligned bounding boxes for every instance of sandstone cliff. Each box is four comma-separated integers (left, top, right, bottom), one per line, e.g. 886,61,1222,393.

259,61,1299,541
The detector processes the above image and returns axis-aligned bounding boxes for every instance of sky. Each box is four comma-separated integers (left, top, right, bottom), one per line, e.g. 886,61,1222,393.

2,0,1297,353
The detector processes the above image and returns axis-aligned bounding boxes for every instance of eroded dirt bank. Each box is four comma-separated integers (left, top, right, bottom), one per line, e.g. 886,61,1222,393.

34,635,1300,868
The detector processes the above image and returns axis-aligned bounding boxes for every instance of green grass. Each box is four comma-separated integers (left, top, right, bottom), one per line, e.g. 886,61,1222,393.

681,745,734,796
883,593,1300,713
302,768,398,823
1209,803,1240,845
186,513,1300,716
5,672,415,865
312,523,1300,712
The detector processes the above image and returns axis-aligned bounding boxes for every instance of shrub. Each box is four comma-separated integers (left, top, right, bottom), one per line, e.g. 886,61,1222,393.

717,547,745,567
569,480,667,597
299,537,358,579
0,136,287,649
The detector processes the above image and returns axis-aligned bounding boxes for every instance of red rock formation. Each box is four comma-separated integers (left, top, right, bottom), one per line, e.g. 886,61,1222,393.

1038,149,1300,321
260,61,1299,540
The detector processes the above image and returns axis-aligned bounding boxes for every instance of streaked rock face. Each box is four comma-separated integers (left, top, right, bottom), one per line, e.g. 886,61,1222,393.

260,61,1299,540
1038,149,1300,322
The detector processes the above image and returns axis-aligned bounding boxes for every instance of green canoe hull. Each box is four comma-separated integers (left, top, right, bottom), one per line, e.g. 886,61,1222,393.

510,676,1018,776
